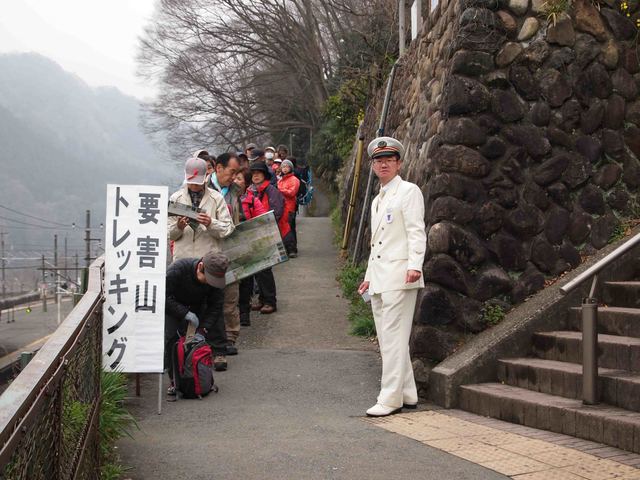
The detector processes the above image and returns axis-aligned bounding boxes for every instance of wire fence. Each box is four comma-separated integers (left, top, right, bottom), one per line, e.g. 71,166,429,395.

0,259,104,480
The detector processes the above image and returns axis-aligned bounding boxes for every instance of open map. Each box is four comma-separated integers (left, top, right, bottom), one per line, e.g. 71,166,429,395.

221,211,288,283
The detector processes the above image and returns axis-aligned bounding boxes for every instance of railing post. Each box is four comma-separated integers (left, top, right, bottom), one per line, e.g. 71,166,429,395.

582,296,598,405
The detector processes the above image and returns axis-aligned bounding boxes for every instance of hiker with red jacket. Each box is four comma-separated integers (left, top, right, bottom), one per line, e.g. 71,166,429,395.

248,161,284,314
236,167,268,221
277,159,301,257
233,167,268,325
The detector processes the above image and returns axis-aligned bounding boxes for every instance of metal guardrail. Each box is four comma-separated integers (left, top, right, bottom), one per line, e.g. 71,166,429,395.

560,231,640,405
0,258,105,479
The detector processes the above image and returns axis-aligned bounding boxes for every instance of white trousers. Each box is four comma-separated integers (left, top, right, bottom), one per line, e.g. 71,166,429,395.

370,288,418,409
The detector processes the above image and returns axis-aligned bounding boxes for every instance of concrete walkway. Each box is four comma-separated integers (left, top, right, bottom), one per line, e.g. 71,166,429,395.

118,217,506,480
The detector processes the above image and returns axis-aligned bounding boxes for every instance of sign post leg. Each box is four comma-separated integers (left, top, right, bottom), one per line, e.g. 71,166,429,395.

157,373,163,415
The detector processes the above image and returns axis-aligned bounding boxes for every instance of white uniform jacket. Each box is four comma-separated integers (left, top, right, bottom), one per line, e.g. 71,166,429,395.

168,185,235,261
364,175,426,295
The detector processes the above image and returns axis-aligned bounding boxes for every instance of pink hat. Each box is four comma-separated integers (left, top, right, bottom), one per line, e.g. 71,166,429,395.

184,157,207,185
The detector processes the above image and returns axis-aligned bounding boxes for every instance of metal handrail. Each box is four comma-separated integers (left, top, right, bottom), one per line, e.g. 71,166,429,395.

353,60,400,262
558,231,640,405
342,128,365,251
0,257,105,477
560,231,640,294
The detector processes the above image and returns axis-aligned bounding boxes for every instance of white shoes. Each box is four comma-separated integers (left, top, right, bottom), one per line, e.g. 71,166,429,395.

366,403,402,417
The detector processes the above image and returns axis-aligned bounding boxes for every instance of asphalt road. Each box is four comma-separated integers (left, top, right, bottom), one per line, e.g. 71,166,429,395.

118,217,507,480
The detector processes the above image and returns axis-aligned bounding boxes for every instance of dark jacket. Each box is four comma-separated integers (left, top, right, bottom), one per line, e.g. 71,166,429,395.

268,165,277,186
165,258,224,331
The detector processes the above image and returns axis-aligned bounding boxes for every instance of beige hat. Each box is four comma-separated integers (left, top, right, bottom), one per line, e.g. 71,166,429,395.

184,157,207,185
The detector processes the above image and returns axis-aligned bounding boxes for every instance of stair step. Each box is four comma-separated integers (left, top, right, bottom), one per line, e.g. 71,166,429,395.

604,281,640,309
568,306,640,337
532,331,640,371
498,357,640,411
459,383,640,452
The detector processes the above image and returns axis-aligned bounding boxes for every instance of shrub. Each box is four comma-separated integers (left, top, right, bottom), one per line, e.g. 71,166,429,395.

338,262,367,300
99,371,138,479
482,304,506,326
330,207,343,247
337,261,376,338
349,298,376,337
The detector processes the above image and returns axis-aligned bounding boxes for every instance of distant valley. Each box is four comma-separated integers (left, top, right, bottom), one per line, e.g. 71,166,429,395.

0,53,179,286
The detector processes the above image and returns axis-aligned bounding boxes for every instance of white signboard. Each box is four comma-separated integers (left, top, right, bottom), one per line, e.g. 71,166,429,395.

103,185,168,373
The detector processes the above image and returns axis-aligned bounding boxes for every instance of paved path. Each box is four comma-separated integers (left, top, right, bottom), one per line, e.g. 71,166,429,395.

370,409,640,478
118,217,506,479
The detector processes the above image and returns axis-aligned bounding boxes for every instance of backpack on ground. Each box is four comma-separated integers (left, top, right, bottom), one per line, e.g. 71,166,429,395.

172,334,217,399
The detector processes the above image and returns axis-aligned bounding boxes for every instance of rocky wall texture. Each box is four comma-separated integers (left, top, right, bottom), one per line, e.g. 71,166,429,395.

342,0,640,363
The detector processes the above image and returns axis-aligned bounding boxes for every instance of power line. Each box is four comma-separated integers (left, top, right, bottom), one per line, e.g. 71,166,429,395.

0,222,75,231
1,265,40,270
0,214,78,229
0,204,73,227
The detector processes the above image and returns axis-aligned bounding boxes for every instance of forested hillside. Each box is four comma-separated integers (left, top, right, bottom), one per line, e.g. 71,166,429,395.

0,53,176,251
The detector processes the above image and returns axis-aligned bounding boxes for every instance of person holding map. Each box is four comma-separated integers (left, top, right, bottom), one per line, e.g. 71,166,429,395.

208,152,243,356
234,168,268,326
248,161,284,314
168,156,235,371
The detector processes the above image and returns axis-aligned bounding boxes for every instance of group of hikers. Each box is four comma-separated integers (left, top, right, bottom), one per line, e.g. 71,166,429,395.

163,135,422,417
165,143,312,395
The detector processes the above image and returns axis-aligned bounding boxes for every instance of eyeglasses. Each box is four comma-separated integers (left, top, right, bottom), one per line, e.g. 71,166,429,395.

372,157,398,165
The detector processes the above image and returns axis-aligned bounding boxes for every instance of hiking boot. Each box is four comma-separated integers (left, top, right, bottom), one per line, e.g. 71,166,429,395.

251,301,264,311
214,355,228,371
260,304,277,314
226,343,238,356
240,312,251,327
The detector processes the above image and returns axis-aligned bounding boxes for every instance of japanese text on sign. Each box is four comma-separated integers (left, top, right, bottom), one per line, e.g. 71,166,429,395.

103,185,168,373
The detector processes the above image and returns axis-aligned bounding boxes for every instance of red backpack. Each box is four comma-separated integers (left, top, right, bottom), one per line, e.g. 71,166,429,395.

172,334,217,399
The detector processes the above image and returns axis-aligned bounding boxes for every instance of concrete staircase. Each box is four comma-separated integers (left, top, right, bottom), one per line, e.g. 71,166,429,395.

459,280,640,453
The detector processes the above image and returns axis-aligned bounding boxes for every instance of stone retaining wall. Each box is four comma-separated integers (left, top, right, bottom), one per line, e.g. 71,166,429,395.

342,0,640,363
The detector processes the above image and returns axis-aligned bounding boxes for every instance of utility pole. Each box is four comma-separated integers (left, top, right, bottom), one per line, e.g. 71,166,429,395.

74,252,80,305
41,254,47,312
64,236,68,277
85,210,91,268
0,230,6,299
54,234,60,325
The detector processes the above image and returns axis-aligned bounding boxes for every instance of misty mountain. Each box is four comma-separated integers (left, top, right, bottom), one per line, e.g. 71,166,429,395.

0,53,179,263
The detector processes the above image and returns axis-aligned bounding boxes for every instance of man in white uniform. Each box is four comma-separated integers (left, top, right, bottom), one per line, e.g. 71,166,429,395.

358,136,426,417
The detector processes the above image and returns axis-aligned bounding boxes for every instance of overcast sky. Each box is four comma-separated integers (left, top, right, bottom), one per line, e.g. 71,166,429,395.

0,0,158,99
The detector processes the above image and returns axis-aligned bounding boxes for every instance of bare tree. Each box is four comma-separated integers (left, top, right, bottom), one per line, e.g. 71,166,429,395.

138,0,397,150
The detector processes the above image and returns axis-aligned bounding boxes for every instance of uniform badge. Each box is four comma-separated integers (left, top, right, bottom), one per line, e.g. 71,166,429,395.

377,140,387,148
